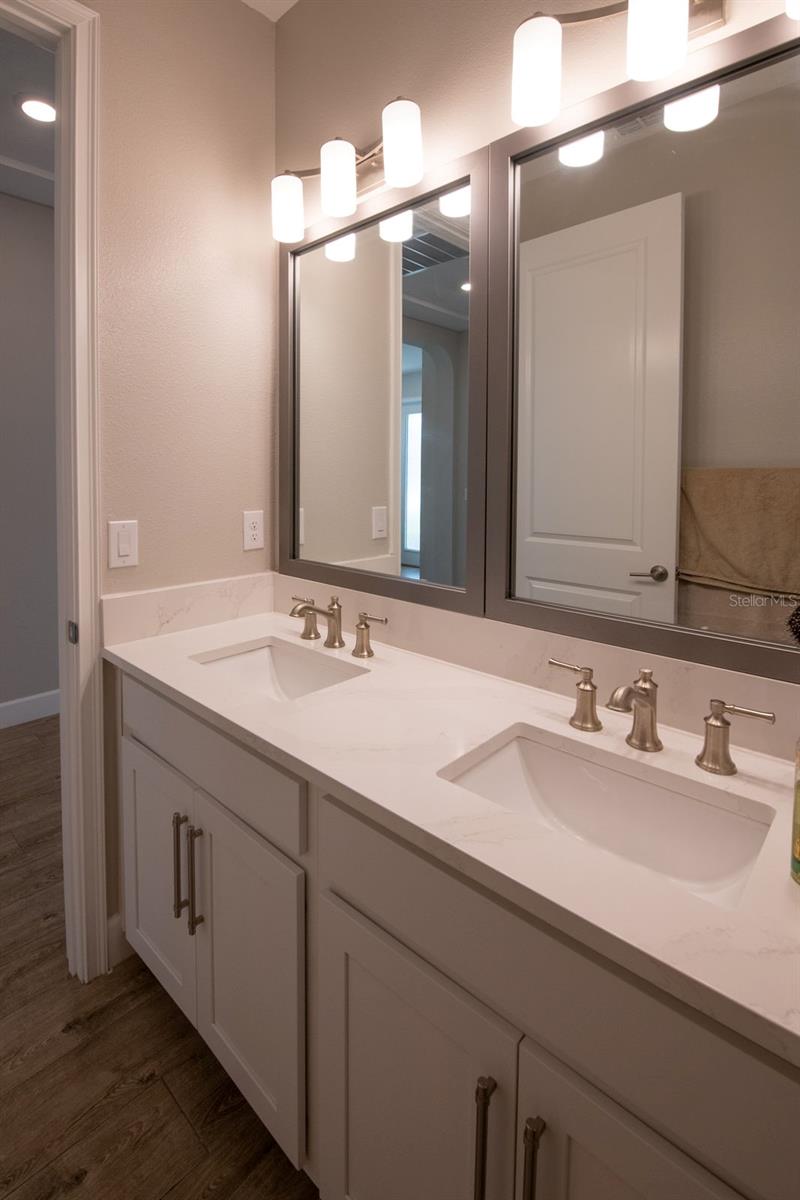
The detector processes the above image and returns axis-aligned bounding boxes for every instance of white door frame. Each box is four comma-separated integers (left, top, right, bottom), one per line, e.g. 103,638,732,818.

0,0,104,981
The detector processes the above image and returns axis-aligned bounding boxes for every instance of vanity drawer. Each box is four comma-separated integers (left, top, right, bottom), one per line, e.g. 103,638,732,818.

319,796,799,1200
121,675,307,857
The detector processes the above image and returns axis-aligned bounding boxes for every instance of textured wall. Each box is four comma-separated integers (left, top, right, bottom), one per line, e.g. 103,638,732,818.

0,194,57,705
89,0,276,593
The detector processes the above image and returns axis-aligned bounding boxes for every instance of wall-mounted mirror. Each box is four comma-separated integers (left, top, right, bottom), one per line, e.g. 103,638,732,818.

280,153,488,613
487,36,799,677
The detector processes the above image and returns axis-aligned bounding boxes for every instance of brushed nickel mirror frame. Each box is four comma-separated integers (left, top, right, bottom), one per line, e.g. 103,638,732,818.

485,14,800,683
279,148,489,615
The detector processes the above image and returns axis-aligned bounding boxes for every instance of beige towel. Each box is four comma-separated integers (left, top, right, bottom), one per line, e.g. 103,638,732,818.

680,467,800,597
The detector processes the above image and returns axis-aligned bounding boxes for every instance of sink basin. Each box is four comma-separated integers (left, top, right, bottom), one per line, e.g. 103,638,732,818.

191,636,368,701
440,725,774,909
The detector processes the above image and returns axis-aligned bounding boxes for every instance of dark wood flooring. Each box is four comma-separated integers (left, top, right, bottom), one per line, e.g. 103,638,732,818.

0,716,319,1200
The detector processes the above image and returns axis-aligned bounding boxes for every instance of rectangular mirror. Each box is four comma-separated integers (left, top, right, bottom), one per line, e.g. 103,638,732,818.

281,152,488,614
505,46,799,662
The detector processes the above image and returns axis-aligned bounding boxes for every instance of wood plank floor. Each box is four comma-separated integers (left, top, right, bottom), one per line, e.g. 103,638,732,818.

0,716,319,1200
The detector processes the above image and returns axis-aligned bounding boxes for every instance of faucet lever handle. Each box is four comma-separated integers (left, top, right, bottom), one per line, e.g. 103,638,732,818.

710,699,776,724
291,595,315,606
548,658,594,685
359,612,389,626
548,659,602,733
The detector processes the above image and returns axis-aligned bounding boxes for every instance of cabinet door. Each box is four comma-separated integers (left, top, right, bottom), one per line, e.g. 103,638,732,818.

194,791,305,1167
121,738,196,1022
318,892,521,1200
516,1039,744,1200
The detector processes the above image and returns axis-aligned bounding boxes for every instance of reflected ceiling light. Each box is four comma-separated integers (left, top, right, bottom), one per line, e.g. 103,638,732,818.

320,138,357,218
325,233,356,262
439,185,471,218
511,15,562,127
664,84,720,132
382,99,424,188
379,210,413,242
18,96,56,123
271,173,304,244
627,0,689,82
558,130,605,168
787,0,800,18
460,282,472,292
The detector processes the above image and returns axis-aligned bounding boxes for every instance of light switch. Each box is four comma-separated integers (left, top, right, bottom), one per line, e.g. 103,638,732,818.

243,510,265,551
108,520,139,568
371,505,388,540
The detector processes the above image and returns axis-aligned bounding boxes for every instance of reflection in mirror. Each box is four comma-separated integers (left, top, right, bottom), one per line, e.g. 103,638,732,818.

513,52,800,649
295,186,471,588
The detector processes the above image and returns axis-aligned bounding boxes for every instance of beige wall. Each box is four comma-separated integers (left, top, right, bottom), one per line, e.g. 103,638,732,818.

0,193,57,705
89,0,276,593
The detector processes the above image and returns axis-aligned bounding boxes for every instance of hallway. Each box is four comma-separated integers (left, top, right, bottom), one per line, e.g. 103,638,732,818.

0,716,318,1199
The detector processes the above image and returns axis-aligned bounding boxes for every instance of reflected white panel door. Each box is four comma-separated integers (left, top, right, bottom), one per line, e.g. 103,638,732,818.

515,194,683,621
516,1039,744,1200
195,791,305,1166
318,892,521,1200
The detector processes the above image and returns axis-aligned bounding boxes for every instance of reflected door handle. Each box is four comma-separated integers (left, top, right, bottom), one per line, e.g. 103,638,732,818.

629,564,669,582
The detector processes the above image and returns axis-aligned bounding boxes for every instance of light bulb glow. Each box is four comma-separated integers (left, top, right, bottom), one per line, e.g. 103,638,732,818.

382,99,424,188
20,97,56,123
439,185,471,218
786,0,800,18
558,130,605,168
627,0,689,82
461,282,471,292
271,174,304,243
324,233,356,262
663,84,720,132
320,138,357,218
379,210,413,243
511,16,562,127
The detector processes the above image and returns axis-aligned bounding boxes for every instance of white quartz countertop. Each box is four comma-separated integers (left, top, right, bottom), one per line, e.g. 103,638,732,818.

104,612,800,1069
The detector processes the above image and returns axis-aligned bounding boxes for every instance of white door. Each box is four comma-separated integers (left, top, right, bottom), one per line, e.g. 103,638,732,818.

318,892,521,1200
516,1039,744,1200
195,791,305,1167
515,194,683,622
121,738,197,1022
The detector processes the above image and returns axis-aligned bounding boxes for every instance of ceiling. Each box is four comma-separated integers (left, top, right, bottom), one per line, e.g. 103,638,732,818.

0,26,54,207
241,0,301,21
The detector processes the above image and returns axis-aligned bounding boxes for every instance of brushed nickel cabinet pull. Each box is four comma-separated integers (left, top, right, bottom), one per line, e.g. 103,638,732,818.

171,812,188,919
473,1076,497,1200
522,1116,546,1200
187,825,204,936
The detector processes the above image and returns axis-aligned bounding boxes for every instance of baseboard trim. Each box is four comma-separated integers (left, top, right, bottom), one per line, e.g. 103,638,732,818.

107,912,133,969
0,689,60,729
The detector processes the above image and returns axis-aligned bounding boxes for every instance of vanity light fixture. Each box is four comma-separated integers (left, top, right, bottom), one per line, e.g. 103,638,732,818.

271,172,305,244
558,129,605,167
320,138,357,218
18,96,56,123
324,232,357,262
511,15,562,127
664,83,720,131
379,210,413,243
786,0,800,18
627,0,689,82
439,184,471,218
381,98,424,188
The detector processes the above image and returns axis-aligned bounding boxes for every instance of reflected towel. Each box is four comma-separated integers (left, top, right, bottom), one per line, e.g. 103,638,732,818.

679,467,800,597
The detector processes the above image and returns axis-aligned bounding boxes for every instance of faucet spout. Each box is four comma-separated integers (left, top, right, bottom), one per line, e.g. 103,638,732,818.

607,669,663,753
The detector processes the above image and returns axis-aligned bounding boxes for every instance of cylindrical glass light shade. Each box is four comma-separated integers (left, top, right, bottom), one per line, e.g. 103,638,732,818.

558,130,605,168
324,233,356,262
439,185,471,218
271,173,304,243
663,84,720,132
379,210,413,243
787,0,800,19
511,16,562,127
382,99,423,188
627,0,689,82
320,138,357,218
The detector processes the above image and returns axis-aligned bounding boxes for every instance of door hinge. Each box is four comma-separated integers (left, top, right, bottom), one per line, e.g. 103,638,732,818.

67,620,79,645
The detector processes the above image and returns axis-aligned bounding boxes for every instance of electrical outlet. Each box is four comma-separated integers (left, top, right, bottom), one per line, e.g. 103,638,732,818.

371,505,388,540
108,520,139,568
243,510,264,551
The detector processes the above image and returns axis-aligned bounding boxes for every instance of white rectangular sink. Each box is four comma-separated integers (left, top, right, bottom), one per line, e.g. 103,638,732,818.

440,725,775,910
191,636,368,701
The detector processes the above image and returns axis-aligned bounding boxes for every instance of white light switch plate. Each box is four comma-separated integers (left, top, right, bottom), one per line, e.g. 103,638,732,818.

371,505,388,540
243,510,265,550
108,520,139,568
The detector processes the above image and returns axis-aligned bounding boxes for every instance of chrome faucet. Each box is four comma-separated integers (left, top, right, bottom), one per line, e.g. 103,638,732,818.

607,668,663,753
290,595,345,649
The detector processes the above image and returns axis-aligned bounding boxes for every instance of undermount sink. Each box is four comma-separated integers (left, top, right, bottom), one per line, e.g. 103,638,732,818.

191,636,367,701
440,725,775,910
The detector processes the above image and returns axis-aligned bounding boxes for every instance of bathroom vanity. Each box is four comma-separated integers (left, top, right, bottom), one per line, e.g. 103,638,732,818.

105,613,799,1200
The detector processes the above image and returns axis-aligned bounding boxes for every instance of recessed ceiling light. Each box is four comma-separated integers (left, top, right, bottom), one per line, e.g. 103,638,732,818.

19,97,56,123
461,282,472,292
